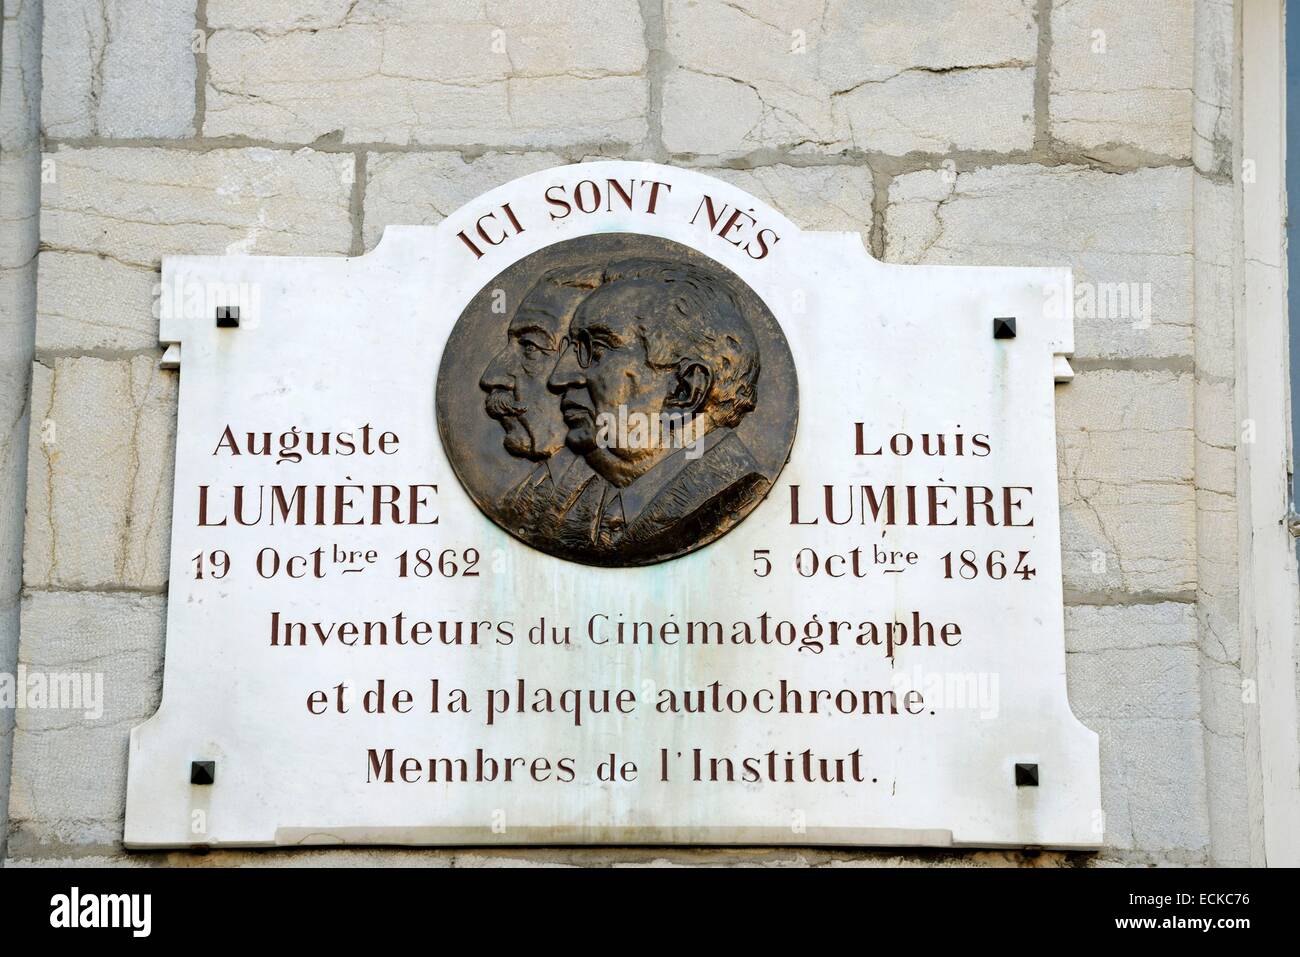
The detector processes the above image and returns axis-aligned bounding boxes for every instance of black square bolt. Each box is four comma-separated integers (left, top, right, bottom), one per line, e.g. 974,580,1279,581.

993,316,1017,339
190,760,216,785
1014,762,1039,787
215,306,240,328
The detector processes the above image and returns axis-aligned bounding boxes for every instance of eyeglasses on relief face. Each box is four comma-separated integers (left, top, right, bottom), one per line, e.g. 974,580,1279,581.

558,333,597,369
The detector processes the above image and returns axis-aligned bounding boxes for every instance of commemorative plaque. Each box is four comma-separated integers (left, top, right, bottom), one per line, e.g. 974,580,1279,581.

126,161,1101,848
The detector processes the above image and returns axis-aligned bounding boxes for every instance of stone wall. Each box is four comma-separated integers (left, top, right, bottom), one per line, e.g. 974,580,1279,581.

0,0,43,865
0,0,1257,865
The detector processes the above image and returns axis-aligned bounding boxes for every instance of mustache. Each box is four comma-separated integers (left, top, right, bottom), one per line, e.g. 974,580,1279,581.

560,396,594,420
484,388,527,419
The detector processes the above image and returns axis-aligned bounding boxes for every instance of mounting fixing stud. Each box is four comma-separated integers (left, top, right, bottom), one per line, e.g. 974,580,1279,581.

1014,762,1039,787
215,306,240,328
190,760,216,785
993,316,1017,339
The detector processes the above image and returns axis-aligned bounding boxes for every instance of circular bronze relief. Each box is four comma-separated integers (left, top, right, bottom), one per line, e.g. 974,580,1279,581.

436,233,798,566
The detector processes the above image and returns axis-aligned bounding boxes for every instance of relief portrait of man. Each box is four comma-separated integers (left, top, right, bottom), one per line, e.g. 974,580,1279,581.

437,233,798,567
477,265,602,539
545,259,769,563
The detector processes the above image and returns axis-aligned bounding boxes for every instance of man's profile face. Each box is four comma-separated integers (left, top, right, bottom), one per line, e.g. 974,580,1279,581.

547,280,679,464
479,282,572,461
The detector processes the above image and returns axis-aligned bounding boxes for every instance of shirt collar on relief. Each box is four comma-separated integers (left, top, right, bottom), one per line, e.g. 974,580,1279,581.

609,426,732,527
540,445,581,488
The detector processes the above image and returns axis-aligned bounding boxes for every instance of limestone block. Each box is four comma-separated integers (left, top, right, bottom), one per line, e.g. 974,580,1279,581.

0,0,42,151
1085,716,1210,857
1055,370,1195,597
40,0,196,138
1196,485,1239,667
662,0,1037,156
1193,176,1235,380
1064,601,1196,653
1197,655,1245,739
23,356,177,590
363,151,565,250
36,147,353,351
0,149,38,269
1064,606,1200,721
0,247,34,603
1192,0,1234,176
833,67,1034,155
1049,0,1194,158
1063,603,1209,858
203,0,647,146
822,0,1037,76
1200,723,1250,865
5,592,164,853
885,165,1194,360
661,71,767,157
1194,380,1236,496
704,164,874,235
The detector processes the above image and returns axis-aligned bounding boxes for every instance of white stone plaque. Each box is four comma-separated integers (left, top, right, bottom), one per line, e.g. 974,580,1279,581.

126,161,1101,849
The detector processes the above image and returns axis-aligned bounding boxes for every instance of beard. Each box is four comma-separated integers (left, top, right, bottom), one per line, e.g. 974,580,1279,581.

502,425,543,459
484,389,546,460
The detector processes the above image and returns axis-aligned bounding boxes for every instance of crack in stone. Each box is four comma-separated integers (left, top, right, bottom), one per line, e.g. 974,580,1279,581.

87,0,110,130
829,61,1035,100
42,360,58,584
192,0,210,136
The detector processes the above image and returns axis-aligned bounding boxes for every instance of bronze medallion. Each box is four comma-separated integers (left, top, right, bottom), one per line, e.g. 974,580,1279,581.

436,232,798,566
